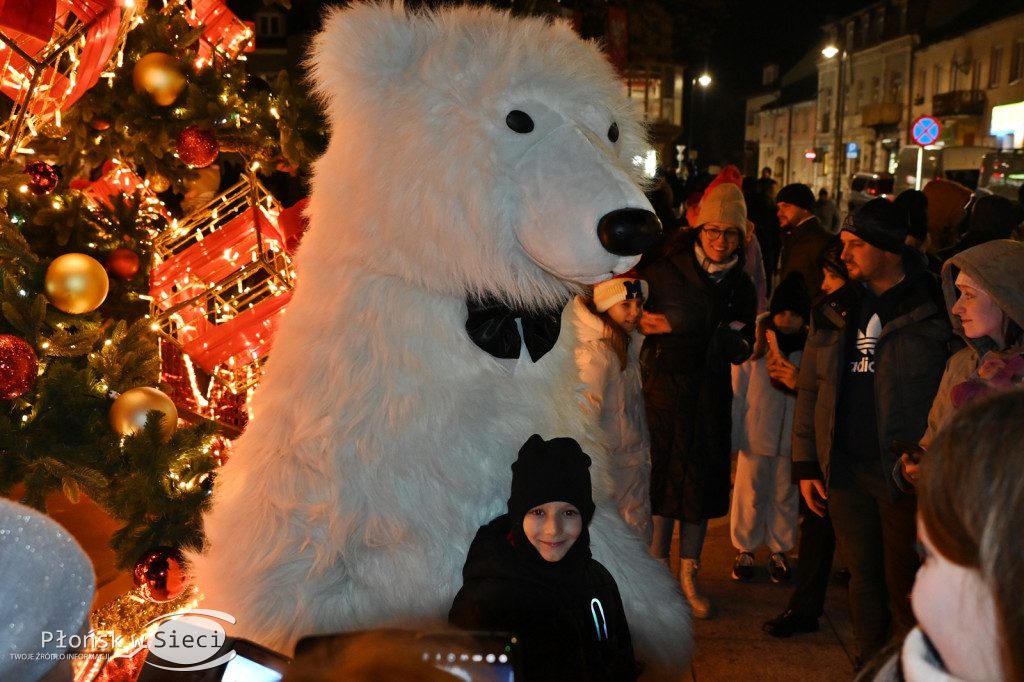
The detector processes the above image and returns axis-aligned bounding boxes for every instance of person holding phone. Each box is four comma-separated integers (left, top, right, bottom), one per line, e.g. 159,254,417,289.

896,239,1024,489
729,273,810,584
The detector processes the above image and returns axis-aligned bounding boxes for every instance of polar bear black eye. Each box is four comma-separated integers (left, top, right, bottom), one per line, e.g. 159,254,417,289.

506,110,535,134
608,122,619,143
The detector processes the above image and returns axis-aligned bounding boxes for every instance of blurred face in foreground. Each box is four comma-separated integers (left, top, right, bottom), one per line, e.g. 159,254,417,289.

911,518,1002,681
522,501,582,562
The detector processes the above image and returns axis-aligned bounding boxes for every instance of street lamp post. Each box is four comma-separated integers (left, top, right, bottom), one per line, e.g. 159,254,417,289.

823,44,847,205
686,72,711,168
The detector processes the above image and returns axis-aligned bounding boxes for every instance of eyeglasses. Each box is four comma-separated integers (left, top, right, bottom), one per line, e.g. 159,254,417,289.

702,228,742,242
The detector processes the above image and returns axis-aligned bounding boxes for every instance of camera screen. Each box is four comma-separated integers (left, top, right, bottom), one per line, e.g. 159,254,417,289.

421,634,517,682
221,654,285,682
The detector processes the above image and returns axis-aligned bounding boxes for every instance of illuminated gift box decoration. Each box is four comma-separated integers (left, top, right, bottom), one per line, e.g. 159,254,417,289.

0,0,139,157
82,161,174,222
176,0,254,69
149,175,294,420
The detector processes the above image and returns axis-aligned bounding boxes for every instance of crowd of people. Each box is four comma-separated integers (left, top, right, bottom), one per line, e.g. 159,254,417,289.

450,163,1024,680
6,164,1024,682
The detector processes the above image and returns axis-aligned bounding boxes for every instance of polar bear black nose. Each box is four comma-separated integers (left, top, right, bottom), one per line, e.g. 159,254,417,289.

597,208,662,256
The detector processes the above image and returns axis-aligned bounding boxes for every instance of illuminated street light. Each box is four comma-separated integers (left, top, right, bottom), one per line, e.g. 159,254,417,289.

822,43,847,203
686,72,713,165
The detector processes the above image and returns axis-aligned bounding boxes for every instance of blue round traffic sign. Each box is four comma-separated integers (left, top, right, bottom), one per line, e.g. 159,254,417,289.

912,115,941,147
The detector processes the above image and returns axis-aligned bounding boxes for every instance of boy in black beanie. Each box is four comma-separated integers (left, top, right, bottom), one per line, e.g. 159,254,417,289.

449,434,638,681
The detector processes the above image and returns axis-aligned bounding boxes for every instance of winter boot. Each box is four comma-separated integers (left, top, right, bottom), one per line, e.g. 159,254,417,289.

680,558,712,619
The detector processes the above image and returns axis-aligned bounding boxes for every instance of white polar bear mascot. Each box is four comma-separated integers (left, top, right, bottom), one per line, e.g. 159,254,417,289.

188,1,691,674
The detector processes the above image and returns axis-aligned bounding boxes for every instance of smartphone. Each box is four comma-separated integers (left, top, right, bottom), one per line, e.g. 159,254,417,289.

220,640,289,682
295,629,519,681
419,631,518,682
765,329,780,358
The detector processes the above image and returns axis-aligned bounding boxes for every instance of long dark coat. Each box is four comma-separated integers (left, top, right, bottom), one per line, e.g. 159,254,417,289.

641,237,757,522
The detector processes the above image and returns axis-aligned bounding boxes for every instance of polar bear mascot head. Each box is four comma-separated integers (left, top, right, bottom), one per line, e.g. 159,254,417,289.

187,1,690,674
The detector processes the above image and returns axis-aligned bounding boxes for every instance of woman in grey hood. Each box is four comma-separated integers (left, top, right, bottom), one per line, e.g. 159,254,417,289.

897,239,1024,488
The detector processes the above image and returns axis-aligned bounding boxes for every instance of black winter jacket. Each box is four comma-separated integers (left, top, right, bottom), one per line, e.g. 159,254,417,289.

791,250,953,498
448,515,637,682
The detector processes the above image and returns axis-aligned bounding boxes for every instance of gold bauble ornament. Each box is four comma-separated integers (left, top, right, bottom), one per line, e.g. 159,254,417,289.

132,53,186,107
44,253,109,314
110,387,178,441
147,172,171,193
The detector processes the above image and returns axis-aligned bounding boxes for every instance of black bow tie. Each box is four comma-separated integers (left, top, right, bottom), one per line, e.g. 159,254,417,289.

465,296,562,362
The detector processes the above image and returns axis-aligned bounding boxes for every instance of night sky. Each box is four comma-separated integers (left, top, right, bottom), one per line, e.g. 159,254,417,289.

694,0,876,168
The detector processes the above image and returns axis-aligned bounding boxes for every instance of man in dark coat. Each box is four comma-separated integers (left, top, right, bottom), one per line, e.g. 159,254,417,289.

790,199,952,665
776,183,831,298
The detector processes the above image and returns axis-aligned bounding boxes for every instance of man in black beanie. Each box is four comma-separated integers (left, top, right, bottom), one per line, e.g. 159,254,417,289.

775,183,831,298
787,198,952,665
449,434,638,681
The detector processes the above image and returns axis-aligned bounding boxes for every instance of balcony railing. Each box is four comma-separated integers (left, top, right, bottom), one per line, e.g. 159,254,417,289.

932,90,986,117
861,102,902,127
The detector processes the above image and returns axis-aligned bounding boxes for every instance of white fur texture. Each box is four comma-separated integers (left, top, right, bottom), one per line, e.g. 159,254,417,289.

187,2,691,675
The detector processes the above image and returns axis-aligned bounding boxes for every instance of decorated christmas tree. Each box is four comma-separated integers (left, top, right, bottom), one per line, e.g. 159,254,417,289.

0,0,323,590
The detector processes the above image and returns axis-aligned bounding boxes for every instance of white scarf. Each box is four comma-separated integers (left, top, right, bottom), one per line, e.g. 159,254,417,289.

694,243,738,282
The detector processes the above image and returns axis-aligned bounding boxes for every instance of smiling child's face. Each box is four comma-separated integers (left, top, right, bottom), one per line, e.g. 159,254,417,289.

522,501,582,562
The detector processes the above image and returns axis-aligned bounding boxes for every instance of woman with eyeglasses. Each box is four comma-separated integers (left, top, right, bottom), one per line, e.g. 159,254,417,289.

638,183,758,619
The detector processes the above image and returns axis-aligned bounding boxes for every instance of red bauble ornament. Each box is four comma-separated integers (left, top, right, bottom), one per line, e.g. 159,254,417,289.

176,126,219,169
0,335,39,400
105,247,141,279
133,546,190,603
25,161,59,195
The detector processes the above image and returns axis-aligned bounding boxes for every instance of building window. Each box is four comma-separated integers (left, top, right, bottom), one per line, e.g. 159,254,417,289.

915,68,926,102
872,76,880,103
1011,39,1024,83
933,65,943,95
972,59,982,91
990,46,1003,88
257,14,282,37
890,71,902,102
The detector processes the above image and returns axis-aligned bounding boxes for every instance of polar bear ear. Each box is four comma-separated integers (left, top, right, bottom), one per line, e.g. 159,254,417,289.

309,2,427,109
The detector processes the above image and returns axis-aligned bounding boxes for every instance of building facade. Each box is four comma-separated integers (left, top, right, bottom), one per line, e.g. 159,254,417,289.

747,0,1024,207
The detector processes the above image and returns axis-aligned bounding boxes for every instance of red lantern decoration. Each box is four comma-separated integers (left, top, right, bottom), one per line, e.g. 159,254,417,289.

133,546,190,603
176,126,219,169
0,335,39,399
